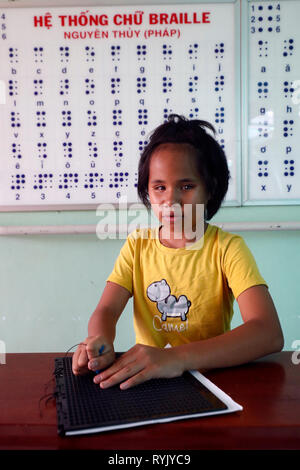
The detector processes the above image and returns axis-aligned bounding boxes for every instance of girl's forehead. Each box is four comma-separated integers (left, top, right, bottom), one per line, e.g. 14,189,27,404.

152,142,196,155
149,142,199,170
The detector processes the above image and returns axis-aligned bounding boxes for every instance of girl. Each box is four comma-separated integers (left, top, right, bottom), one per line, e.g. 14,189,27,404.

72,114,284,390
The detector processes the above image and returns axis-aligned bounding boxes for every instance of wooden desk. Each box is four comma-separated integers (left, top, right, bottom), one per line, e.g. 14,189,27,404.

0,351,299,450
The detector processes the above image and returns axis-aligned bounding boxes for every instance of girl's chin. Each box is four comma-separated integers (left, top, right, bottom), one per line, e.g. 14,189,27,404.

162,216,181,222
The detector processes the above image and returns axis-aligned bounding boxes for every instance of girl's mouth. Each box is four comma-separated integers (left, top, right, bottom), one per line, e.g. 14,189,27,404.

160,205,183,221
162,212,182,220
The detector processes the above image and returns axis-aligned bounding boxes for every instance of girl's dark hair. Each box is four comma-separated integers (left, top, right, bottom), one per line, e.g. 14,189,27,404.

137,114,230,220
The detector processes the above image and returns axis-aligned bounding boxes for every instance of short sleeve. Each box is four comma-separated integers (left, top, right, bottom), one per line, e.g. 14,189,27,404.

222,235,268,299
106,233,135,295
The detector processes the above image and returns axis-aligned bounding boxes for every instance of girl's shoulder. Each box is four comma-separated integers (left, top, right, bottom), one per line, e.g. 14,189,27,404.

206,224,248,257
209,224,243,243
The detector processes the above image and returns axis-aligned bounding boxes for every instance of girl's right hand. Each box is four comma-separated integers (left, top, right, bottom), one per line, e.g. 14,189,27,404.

72,335,115,376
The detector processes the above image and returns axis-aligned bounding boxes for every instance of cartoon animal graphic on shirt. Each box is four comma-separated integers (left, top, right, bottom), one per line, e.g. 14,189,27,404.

147,279,191,321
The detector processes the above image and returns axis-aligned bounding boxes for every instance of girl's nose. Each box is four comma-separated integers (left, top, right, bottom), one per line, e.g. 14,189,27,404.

164,187,180,206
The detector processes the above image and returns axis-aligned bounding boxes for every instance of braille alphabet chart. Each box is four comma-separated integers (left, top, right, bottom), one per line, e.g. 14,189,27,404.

0,2,239,211
245,0,300,204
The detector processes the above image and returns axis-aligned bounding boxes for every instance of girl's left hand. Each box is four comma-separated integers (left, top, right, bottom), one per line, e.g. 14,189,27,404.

92,344,184,390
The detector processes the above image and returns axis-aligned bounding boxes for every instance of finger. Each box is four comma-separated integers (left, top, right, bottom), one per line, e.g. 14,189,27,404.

95,352,135,380
120,369,152,390
88,350,115,373
77,348,89,369
96,360,143,388
72,346,89,375
85,337,105,360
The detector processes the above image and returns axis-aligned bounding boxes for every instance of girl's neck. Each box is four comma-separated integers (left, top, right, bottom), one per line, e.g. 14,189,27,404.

159,222,208,249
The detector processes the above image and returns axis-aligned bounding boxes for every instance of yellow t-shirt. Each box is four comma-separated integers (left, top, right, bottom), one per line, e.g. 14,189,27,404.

106,224,268,347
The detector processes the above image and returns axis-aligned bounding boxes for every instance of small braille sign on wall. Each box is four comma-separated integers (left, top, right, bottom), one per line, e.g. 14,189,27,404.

246,0,300,204
0,3,238,211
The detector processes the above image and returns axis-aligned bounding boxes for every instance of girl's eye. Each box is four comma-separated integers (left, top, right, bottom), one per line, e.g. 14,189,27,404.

153,185,194,191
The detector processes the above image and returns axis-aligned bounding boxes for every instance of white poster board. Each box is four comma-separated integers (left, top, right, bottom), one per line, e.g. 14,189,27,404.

0,2,239,211
245,0,300,204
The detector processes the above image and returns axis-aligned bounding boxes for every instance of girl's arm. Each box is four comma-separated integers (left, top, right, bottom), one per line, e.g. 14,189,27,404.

178,284,284,371
88,281,132,340
94,285,284,389
72,281,131,375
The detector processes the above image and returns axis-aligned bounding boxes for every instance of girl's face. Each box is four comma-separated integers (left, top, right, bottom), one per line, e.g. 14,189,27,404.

148,142,209,240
